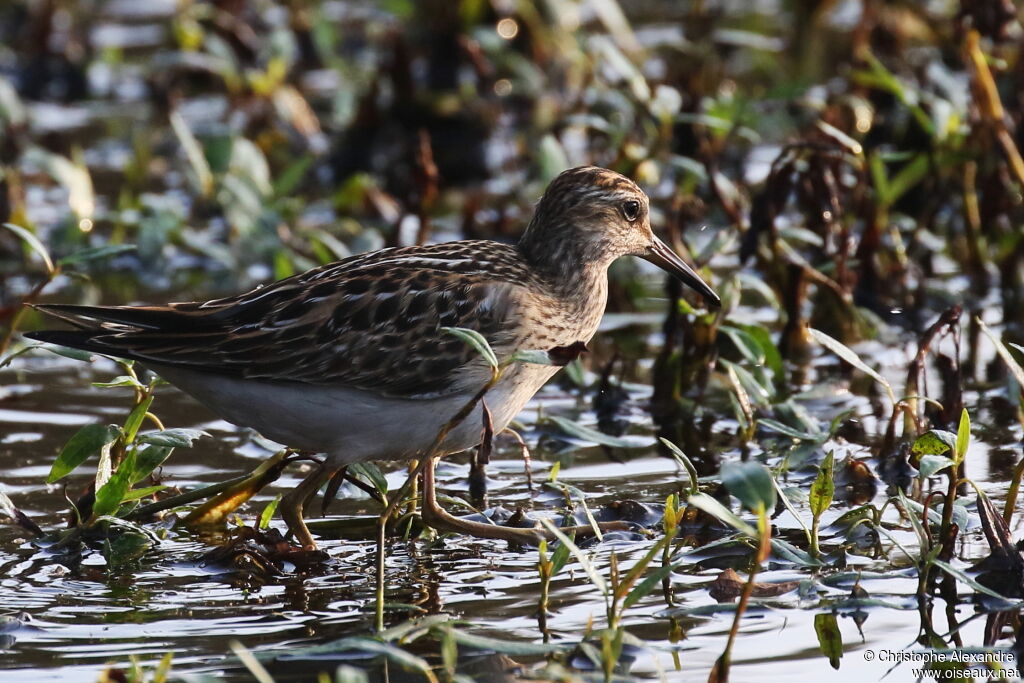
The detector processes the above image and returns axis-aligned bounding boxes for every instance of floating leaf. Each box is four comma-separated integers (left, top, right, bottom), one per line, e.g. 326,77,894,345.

722,461,777,513
47,424,120,483
103,530,153,569
931,559,1021,605
440,628,564,656
758,418,820,442
547,415,652,449
687,493,757,537
771,538,822,567
313,637,437,678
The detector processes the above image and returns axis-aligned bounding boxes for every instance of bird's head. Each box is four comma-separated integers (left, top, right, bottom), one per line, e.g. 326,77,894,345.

520,166,720,307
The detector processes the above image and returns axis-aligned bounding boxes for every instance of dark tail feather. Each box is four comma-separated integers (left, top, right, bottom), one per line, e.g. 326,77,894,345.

23,329,113,356
29,303,223,331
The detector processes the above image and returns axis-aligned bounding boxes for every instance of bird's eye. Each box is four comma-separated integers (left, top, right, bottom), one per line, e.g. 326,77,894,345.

622,200,641,222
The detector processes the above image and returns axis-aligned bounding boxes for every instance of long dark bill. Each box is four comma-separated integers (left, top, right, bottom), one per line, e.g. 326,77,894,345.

642,237,721,308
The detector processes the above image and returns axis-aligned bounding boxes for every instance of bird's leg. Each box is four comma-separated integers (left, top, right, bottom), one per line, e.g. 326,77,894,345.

280,462,343,550
418,454,632,544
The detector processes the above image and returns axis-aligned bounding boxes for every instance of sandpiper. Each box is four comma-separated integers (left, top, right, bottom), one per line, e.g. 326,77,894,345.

27,166,719,548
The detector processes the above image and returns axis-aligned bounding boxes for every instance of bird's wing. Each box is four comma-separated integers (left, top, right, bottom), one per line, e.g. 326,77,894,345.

27,242,532,398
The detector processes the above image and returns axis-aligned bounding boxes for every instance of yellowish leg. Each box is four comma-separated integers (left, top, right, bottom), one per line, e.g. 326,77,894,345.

280,463,343,550
419,454,631,544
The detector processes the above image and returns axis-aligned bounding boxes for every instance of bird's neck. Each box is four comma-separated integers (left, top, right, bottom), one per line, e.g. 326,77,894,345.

519,219,617,281
519,238,612,300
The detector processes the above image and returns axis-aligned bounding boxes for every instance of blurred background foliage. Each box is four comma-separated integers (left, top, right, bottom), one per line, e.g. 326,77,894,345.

0,0,1022,362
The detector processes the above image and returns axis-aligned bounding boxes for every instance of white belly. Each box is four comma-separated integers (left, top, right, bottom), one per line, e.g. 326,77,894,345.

150,362,560,463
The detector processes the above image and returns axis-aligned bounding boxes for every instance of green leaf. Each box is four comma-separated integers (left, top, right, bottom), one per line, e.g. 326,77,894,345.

660,438,699,495
738,324,783,377
93,449,137,518
348,462,388,496
809,451,835,519
912,430,956,457
885,153,930,207
442,327,498,369
3,222,54,274
814,613,843,669
47,424,121,483
719,325,765,366
317,637,436,677
772,538,823,567
259,494,282,530
57,244,136,267
442,628,565,656
272,154,315,198
120,485,166,502
954,408,970,464
623,563,678,609
931,559,1021,604
136,428,208,448
538,519,608,597
102,530,153,569
130,445,174,484
687,492,757,537
510,349,557,366
720,359,772,406
170,110,213,195
918,454,954,479
550,535,571,575
334,666,369,683
91,375,146,389
979,319,1024,388
537,134,569,183
808,328,894,403
122,396,154,443
40,345,97,363
758,418,820,442
722,461,777,513
547,415,652,449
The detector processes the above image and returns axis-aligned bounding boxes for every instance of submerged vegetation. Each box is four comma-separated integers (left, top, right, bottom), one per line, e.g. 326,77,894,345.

3,0,1024,681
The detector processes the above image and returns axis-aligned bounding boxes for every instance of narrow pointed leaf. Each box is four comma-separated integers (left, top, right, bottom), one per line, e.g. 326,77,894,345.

47,424,120,483
809,328,893,402
3,222,54,273
442,327,498,369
